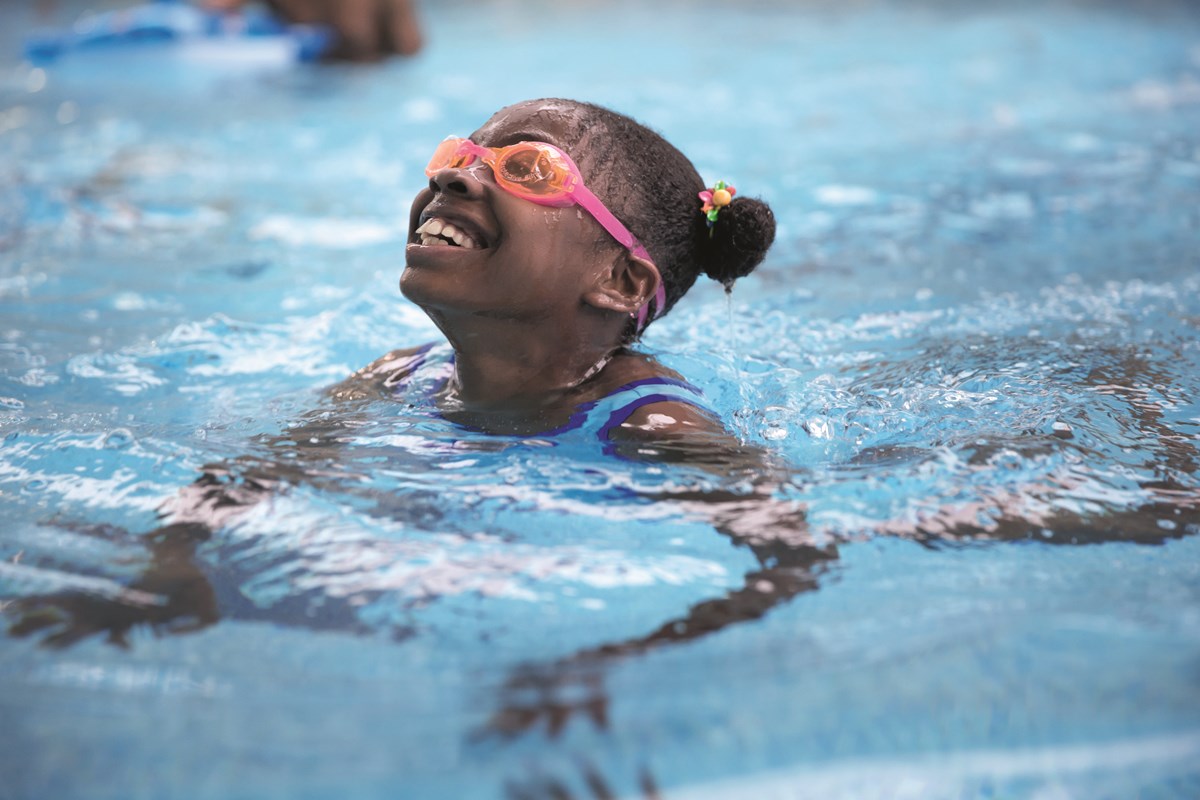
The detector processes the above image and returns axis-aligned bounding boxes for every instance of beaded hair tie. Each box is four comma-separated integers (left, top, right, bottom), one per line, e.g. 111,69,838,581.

699,181,736,235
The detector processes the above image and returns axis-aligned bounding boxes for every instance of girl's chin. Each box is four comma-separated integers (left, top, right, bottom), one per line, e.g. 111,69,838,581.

399,269,482,316
398,267,438,306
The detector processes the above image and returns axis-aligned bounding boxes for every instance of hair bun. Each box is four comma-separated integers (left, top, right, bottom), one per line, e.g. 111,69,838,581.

698,195,776,286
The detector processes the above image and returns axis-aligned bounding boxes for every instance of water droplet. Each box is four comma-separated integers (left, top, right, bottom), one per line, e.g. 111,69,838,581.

802,417,832,439
0,396,24,410
103,428,135,449
23,479,47,493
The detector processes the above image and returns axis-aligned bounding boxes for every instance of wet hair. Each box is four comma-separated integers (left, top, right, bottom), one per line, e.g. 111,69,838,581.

534,99,776,334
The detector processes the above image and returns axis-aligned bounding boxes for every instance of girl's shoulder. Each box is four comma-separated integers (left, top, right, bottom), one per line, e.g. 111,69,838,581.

579,352,726,442
588,350,683,392
327,342,444,402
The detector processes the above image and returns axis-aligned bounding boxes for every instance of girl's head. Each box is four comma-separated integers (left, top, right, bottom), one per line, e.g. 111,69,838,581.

403,98,775,342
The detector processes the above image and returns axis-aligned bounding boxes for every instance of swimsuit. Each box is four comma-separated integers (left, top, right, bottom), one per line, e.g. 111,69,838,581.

380,343,711,446
540,377,708,442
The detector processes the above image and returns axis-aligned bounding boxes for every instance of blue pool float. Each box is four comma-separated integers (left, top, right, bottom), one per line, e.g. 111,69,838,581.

24,0,333,64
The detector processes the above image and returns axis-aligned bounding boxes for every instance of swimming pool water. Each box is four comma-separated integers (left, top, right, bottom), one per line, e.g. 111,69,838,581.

2,1,1199,798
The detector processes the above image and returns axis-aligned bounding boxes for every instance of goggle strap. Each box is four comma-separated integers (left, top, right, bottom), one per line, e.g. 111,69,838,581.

636,281,666,331
652,282,667,318
572,186,666,329
571,187,665,331
451,138,493,166
632,264,667,332
570,184,638,251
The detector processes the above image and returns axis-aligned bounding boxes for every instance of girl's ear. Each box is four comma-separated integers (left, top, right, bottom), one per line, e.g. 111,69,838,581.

582,252,660,316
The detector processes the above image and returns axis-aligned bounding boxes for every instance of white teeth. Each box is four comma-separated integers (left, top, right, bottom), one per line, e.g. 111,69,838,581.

415,217,482,249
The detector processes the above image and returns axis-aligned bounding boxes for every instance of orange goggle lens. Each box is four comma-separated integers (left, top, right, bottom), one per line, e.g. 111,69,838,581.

425,138,577,200
426,137,472,171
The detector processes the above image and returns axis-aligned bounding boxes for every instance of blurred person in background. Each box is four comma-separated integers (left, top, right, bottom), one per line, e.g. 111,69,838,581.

202,0,422,59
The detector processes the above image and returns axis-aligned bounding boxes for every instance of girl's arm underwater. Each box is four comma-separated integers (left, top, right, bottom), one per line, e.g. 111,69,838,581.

477,346,1200,740
6,347,438,646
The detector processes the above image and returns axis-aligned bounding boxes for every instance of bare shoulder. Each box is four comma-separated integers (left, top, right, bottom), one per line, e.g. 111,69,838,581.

609,399,726,440
589,349,686,392
596,351,727,441
326,343,435,402
358,345,435,378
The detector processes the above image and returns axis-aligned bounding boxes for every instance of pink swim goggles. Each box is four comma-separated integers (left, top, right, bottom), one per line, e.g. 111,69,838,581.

425,136,666,329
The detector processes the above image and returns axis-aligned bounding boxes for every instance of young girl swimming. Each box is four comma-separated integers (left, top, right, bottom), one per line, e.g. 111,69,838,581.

8,98,789,647
11,98,1195,727
333,97,776,446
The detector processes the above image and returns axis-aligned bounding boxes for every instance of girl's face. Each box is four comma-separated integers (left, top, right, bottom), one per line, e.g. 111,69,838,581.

400,100,614,330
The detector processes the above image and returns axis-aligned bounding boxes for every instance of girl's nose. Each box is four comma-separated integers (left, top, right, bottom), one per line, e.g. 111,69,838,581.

428,165,488,199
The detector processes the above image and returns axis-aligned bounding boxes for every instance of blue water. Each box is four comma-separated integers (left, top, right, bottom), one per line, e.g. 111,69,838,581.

3,1,1200,798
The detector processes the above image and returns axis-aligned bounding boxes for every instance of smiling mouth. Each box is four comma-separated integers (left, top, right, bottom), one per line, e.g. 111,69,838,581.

414,218,484,250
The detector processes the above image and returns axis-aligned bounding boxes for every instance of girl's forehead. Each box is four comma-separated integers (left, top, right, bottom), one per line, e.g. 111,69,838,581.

471,101,587,149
